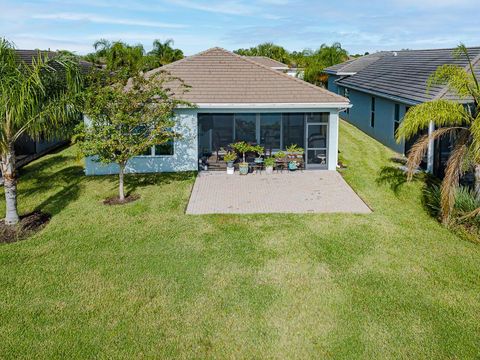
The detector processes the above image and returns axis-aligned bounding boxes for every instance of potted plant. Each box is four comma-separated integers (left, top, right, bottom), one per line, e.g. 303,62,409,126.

252,145,265,163
286,144,304,171
264,157,275,174
231,141,252,175
223,151,237,175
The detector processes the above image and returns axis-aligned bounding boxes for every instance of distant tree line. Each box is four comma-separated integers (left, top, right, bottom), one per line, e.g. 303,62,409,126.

82,39,184,78
234,42,349,86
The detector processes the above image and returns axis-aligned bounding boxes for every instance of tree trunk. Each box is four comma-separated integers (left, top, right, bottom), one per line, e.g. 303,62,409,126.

1,146,20,225
118,164,125,201
475,164,480,200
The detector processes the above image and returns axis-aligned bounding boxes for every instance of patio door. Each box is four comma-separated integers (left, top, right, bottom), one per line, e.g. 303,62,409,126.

305,122,328,168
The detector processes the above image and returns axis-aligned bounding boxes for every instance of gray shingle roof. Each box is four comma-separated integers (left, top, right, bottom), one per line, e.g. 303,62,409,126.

146,47,348,105
324,52,390,75
15,49,92,72
336,47,480,104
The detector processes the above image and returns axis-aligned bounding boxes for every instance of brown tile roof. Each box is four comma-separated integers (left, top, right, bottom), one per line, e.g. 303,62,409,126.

243,56,289,69
146,47,349,106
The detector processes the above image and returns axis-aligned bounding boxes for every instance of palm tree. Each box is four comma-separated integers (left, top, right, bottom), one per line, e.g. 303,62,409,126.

316,42,349,67
396,44,480,223
0,39,83,225
149,39,184,65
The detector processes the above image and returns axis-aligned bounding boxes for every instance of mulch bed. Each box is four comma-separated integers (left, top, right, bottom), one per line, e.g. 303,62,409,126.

103,194,140,206
0,211,51,244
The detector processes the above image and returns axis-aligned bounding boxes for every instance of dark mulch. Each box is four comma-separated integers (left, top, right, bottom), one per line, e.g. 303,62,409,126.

103,194,140,206
0,211,51,244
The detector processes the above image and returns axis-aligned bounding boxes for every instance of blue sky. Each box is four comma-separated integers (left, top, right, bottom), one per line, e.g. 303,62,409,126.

0,0,478,55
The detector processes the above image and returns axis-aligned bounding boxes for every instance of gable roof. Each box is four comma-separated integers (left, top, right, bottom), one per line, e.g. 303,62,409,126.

242,56,289,69
324,52,390,75
335,47,480,105
146,47,348,107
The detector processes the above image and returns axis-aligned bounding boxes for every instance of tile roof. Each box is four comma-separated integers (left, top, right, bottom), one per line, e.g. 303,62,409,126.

15,49,92,73
335,47,480,104
324,52,390,74
242,56,289,69
146,47,348,106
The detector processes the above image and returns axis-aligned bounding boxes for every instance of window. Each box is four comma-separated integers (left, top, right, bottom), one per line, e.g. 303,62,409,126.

394,104,400,136
234,113,256,142
283,113,304,149
343,88,350,114
260,114,281,149
370,97,375,128
155,140,174,156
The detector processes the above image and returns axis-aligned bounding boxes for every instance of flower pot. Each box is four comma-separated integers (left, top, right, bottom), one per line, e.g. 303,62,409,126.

226,167,234,175
288,161,297,171
265,166,273,174
226,161,234,168
239,163,249,175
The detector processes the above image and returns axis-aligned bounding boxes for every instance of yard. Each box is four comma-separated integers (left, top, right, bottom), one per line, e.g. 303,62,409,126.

1,120,479,359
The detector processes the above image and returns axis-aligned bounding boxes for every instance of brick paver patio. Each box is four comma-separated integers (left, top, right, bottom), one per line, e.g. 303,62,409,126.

186,170,371,214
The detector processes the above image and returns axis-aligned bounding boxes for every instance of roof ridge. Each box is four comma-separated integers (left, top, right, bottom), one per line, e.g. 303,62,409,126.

228,49,348,103
434,51,480,100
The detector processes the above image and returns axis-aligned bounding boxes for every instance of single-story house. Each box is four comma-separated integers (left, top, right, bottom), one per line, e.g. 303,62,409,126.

325,47,480,176
85,47,350,175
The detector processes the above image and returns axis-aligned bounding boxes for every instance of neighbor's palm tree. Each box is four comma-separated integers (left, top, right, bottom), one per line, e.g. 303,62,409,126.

149,39,184,65
316,42,349,67
396,44,480,223
0,39,83,225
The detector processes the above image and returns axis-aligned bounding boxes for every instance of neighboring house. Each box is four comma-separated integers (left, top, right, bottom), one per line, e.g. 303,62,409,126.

325,47,480,176
85,47,350,175
243,56,302,77
12,50,91,168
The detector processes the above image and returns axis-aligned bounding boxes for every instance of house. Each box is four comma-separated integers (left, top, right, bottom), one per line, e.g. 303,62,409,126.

85,47,350,175
243,56,302,77
325,47,480,176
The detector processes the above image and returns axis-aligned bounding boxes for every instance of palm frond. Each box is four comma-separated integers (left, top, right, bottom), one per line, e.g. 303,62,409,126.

440,130,470,222
396,100,470,142
405,127,458,180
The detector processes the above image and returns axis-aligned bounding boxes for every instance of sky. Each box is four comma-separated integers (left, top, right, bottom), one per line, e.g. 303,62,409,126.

0,0,478,56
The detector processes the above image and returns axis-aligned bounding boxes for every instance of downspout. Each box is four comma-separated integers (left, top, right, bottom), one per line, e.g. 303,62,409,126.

426,121,435,174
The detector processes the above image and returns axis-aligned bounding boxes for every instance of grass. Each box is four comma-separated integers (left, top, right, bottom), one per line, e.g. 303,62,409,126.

1,120,479,359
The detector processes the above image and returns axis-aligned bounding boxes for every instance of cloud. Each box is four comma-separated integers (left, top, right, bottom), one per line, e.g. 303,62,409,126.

32,12,187,28
164,0,256,15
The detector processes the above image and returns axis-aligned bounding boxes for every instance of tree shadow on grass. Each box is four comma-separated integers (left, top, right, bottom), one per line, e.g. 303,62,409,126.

376,165,442,215
123,171,197,196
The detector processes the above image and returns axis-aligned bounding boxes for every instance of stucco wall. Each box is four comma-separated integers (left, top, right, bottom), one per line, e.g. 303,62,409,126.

338,86,407,154
327,75,340,95
84,107,341,175
84,109,198,175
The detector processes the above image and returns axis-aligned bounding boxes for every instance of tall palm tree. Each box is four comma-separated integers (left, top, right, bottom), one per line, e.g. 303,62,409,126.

396,44,480,223
149,39,184,65
0,39,83,225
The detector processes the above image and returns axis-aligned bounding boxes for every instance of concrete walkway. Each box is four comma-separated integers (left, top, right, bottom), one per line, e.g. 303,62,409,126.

186,170,371,214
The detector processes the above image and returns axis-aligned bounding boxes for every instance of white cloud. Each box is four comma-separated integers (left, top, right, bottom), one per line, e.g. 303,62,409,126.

165,0,256,15
32,12,187,28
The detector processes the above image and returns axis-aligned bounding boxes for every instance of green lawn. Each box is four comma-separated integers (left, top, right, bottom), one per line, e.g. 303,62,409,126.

1,120,479,359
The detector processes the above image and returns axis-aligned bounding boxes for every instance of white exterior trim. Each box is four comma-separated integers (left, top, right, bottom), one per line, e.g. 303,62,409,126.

327,112,339,170
195,102,351,109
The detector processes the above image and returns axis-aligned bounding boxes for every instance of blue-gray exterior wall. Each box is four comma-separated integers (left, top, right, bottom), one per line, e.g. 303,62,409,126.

338,85,407,154
327,75,341,95
84,109,198,175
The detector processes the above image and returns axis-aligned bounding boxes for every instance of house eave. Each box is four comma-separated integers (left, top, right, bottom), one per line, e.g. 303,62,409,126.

194,102,352,109
335,82,421,106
